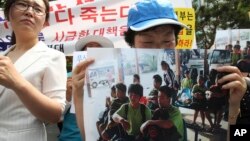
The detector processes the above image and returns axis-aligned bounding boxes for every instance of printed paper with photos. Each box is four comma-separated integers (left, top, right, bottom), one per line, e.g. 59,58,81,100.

82,48,230,141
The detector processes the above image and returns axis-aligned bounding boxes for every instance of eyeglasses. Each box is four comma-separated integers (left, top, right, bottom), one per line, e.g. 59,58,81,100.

13,1,46,16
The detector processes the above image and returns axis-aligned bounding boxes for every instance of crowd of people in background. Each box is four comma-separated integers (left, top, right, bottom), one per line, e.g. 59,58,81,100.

176,44,250,130
1,0,249,141
225,41,250,67
178,69,229,132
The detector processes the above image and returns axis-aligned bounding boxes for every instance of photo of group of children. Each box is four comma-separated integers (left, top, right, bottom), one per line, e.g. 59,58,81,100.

75,46,250,141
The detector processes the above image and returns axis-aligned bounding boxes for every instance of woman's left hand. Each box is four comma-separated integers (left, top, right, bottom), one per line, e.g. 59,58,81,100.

72,58,95,90
216,66,247,106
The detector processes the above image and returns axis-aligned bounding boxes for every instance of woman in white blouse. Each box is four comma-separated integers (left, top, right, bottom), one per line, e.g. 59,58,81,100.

0,0,66,140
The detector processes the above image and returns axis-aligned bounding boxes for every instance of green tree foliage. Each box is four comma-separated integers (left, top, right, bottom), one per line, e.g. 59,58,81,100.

193,0,250,49
193,0,250,77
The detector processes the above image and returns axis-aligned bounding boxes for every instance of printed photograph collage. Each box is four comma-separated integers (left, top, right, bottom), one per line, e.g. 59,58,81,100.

70,46,244,141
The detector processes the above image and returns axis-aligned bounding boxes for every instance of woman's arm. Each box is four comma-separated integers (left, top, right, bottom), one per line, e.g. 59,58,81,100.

72,58,94,139
0,55,66,123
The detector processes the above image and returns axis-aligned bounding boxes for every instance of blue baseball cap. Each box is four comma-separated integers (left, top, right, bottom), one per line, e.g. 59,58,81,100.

128,0,188,31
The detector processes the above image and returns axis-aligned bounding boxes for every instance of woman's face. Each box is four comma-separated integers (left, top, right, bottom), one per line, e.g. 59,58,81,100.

9,0,46,37
161,64,169,71
134,25,176,49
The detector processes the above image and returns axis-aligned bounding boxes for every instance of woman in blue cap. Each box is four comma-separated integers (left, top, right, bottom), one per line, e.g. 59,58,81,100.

72,0,188,140
124,0,188,49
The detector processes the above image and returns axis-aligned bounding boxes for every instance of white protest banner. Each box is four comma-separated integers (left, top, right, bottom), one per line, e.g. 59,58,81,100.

0,0,195,54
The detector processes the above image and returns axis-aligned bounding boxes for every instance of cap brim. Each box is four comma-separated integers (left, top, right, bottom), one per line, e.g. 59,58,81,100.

75,35,114,51
130,18,189,31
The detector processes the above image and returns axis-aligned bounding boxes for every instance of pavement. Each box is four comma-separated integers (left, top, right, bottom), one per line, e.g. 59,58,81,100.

180,107,228,141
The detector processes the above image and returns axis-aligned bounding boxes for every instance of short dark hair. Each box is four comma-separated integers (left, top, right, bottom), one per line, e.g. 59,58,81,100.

234,44,241,49
198,75,205,81
115,83,127,93
185,70,190,74
158,85,173,98
161,61,169,67
228,44,233,47
133,74,140,80
152,108,169,120
124,24,181,47
128,84,143,97
111,85,116,92
153,74,162,84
